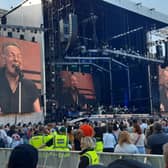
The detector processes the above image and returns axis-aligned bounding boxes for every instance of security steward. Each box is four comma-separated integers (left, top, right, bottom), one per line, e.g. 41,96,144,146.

79,136,99,168
95,137,103,152
29,126,53,150
38,126,70,156
52,126,70,152
94,126,103,152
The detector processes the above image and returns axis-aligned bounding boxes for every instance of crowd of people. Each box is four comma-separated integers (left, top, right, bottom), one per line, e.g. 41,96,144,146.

1,116,168,168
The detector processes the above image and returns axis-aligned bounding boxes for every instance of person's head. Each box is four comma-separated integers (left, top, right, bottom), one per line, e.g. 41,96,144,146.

107,159,153,168
113,123,119,131
80,136,95,150
79,124,95,137
142,118,146,123
70,74,78,89
163,143,168,166
59,126,66,134
8,144,38,168
153,122,162,133
161,119,167,127
1,42,23,77
118,131,131,145
133,124,142,134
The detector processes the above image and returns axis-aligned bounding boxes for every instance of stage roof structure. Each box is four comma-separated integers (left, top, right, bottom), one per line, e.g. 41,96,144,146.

0,9,7,18
103,0,168,24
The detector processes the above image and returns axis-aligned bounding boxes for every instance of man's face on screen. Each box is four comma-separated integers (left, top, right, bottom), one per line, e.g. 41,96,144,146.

71,75,78,89
4,45,23,77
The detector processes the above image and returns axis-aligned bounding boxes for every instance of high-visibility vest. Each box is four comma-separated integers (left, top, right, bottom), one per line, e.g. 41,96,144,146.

29,135,44,148
53,134,69,150
43,134,54,150
95,141,103,152
29,134,54,150
82,150,99,165
52,134,70,158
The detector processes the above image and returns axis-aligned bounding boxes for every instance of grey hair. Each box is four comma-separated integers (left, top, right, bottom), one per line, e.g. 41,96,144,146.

1,42,21,55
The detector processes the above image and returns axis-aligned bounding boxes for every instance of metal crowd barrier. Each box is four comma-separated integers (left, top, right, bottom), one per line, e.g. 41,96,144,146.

0,149,164,168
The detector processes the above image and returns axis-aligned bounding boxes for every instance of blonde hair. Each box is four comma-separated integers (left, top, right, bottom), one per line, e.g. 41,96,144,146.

80,136,95,150
118,131,131,145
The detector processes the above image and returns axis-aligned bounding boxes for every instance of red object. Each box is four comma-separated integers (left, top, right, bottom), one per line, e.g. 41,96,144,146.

79,124,94,137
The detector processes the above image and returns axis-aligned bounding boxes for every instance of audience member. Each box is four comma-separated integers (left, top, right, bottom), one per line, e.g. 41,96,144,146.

147,122,168,154
103,125,116,152
163,142,168,168
114,131,139,154
7,144,38,168
130,123,145,154
107,159,153,168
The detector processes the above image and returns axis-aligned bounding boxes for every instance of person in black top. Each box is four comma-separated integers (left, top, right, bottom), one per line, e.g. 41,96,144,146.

79,136,99,168
59,74,86,108
0,42,41,113
8,144,38,168
147,122,168,154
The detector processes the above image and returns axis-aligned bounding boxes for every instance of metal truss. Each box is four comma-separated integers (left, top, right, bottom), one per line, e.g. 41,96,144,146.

65,48,164,64
55,61,110,73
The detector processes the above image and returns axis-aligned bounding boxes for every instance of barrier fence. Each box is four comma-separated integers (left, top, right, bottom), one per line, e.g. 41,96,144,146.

0,149,164,168
0,112,44,125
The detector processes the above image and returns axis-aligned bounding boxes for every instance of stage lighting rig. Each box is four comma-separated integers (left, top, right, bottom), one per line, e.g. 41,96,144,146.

59,13,78,54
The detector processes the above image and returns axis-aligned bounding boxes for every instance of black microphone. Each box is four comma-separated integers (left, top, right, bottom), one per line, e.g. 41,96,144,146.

14,64,20,73
13,64,24,80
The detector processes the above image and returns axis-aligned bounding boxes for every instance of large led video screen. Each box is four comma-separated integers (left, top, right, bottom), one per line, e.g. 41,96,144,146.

159,66,168,112
56,71,96,108
0,37,42,115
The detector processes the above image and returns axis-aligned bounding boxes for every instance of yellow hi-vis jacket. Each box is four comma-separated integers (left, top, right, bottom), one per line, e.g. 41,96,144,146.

29,134,53,149
53,134,70,151
95,141,103,152
82,150,99,165
29,135,44,149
